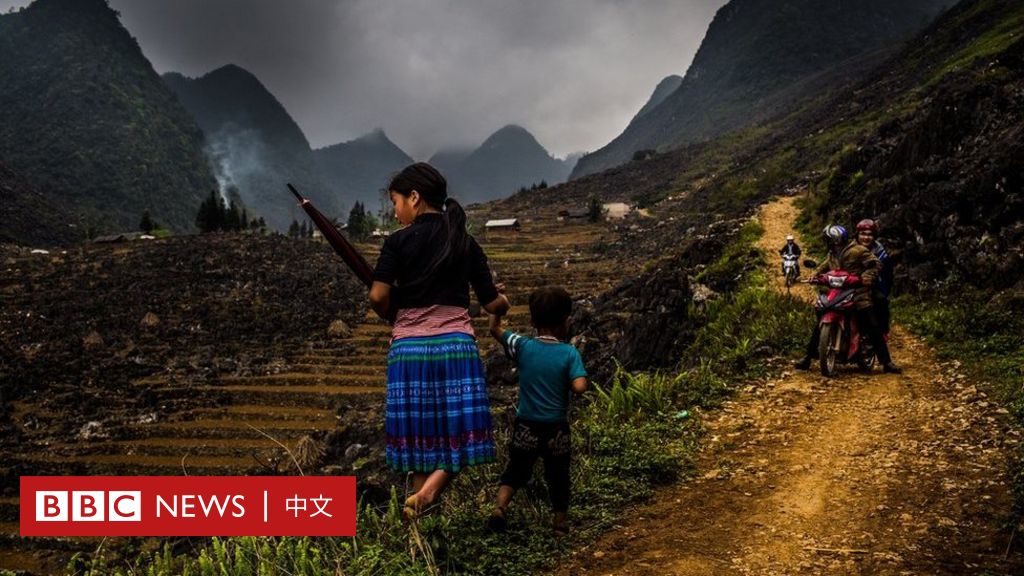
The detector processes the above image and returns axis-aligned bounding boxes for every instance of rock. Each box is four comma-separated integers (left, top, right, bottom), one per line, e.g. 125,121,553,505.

139,312,160,328
327,319,353,339
77,421,108,440
344,443,365,460
83,330,105,350
692,283,718,304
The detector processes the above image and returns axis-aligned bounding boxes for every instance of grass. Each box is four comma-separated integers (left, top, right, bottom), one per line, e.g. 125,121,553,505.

688,220,811,384
68,365,701,576
928,10,1024,86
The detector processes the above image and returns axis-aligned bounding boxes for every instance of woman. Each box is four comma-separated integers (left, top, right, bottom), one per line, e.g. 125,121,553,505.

368,162,509,517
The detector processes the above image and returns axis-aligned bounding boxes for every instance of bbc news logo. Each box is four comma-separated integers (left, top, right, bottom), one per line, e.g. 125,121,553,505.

36,491,141,522
21,476,356,536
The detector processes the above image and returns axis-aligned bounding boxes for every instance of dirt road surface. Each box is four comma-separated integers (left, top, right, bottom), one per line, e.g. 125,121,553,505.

558,196,1024,575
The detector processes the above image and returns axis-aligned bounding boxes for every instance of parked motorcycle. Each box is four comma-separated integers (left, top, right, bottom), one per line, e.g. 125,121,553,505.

807,270,876,376
782,253,799,290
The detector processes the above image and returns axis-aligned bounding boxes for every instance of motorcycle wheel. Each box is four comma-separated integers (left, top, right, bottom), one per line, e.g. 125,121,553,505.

818,323,838,377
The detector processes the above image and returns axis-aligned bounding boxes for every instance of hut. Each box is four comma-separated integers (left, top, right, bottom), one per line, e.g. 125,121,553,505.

485,218,521,233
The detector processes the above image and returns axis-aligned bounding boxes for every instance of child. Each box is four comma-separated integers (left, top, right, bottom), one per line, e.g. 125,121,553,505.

368,162,510,518
487,286,588,534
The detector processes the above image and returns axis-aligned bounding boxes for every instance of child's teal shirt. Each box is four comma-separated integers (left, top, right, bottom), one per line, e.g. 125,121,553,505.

500,330,587,423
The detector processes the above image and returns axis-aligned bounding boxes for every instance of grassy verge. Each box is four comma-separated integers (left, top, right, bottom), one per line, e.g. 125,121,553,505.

66,213,808,576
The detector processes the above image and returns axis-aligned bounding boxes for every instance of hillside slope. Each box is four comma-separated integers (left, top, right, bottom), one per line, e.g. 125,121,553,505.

0,0,217,238
572,0,950,178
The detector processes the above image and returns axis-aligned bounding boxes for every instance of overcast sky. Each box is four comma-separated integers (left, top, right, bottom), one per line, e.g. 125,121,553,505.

2,0,725,158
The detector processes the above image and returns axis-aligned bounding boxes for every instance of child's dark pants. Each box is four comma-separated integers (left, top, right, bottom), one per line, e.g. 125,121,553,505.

499,418,571,513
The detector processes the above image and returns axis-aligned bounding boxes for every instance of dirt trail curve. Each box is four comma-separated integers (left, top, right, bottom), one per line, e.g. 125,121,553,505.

558,196,1024,575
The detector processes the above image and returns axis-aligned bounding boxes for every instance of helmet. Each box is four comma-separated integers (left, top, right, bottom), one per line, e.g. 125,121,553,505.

856,219,878,234
785,235,794,241
823,225,848,247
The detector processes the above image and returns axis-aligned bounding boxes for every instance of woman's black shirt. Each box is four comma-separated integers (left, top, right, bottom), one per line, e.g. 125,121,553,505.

372,213,499,310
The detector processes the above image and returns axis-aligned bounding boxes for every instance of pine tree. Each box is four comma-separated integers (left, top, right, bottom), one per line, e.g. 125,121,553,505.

139,210,155,233
348,202,368,238
299,220,308,239
288,219,300,238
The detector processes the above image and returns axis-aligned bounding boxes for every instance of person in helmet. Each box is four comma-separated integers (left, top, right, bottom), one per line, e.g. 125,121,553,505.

778,234,802,275
855,219,892,335
794,224,902,373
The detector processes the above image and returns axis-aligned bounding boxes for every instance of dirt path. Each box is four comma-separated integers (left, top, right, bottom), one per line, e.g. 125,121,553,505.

558,196,1024,575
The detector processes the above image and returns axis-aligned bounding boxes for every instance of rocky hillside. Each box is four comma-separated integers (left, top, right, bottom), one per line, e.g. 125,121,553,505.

630,74,683,125
433,125,575,204
572,0,951,178
0,234,366,434
0,161,84,247
811,0,1024,291
0,0,217,239
314,129,413,212
164,65,336,230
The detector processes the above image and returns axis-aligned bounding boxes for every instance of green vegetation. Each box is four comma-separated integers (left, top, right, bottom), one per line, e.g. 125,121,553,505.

928,6,1024,85
689,221,810,384
0,0,217,237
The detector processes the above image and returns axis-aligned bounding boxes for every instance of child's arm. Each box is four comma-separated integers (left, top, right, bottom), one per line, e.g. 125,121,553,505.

571,377,588,394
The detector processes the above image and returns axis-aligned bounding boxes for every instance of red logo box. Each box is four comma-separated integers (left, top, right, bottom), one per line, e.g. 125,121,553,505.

20,476,356,536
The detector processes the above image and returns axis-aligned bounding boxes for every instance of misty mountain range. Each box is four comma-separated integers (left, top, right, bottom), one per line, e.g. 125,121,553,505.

1,0,952,244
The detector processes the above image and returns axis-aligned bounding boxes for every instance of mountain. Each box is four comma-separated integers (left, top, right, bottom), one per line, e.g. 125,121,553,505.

428,148,474,177
571,0,951,178
314,129,413,213
631,75,683,122
0,0,217,239
163,65,336,229
435,125,574,204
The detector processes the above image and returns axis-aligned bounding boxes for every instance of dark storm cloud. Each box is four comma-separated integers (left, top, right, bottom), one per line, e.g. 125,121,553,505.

1,0,726,158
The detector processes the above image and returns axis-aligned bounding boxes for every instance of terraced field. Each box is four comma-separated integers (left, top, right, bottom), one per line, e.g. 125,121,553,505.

0,213,630,572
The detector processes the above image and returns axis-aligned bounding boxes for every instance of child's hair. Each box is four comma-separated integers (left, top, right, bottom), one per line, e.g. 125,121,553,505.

389,162,468,286
528,286,573,330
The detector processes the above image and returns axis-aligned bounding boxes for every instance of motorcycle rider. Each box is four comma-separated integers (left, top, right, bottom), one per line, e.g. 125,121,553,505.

779,234,802,275
794,225,902,374
856,219,892,335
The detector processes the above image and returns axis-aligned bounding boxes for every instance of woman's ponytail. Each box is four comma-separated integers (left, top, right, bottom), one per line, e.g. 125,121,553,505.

442,197,469,262
389,163,470,287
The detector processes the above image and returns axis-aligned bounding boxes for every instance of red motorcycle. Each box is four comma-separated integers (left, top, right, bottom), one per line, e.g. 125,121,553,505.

808,270,876,377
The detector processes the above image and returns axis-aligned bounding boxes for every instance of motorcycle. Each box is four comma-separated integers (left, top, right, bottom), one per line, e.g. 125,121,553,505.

808,270,876,377
782,253,799,290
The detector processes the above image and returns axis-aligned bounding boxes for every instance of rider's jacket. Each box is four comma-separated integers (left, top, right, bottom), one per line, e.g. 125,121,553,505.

779,242,802,257
814,241,880,310
868,241,892,298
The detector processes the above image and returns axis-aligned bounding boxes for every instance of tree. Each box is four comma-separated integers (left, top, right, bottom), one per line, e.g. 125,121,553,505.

196,190,227,233
288,219,300,238
139,210,155,233
348,201,369,238
587,196,605,223
299,220,308,239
